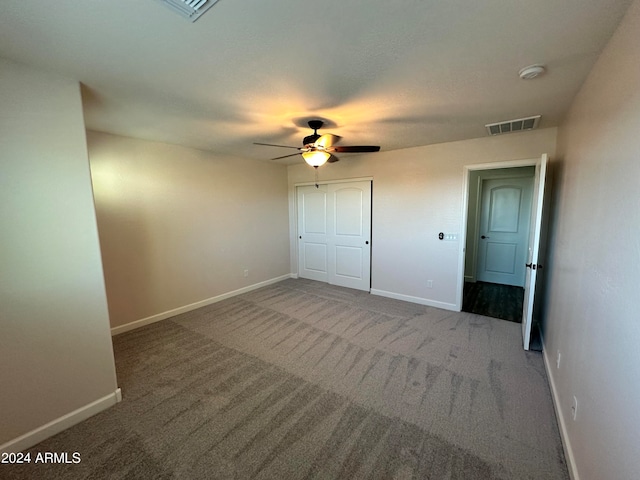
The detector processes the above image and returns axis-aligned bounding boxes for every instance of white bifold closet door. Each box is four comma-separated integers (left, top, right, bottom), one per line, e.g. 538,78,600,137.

297,181,371,291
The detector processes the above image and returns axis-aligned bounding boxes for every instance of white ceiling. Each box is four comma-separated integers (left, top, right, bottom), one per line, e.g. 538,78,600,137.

0,0,632,164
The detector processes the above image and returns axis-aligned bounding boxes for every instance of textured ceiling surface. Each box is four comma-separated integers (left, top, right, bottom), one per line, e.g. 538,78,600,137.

0,0,632,163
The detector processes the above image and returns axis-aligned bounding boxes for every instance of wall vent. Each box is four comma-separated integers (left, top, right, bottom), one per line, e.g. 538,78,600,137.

157,0,220,22
486,115,541,136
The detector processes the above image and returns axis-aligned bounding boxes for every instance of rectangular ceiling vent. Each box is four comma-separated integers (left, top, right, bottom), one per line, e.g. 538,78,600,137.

485,115,541,136
157,0,220,22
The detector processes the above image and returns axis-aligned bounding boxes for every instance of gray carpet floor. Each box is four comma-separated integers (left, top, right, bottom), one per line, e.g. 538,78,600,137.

3,278,568,479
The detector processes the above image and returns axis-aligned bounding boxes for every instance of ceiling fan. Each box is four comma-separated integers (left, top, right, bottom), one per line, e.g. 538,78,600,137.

254,120,380,167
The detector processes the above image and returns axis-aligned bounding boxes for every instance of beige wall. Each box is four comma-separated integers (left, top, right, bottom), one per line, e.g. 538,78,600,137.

288,128,556,308
543,1,640,479
88,131,290,329
0,59,118,448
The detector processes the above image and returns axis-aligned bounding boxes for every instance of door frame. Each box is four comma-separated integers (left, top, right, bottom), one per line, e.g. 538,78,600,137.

293,177,374,287
457,158,542,311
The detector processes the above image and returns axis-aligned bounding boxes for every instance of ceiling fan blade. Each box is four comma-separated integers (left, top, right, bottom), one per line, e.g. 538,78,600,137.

332,145,380,153
270,152,301,160
327,154,340,163
254,142,300,149
315,134,342,148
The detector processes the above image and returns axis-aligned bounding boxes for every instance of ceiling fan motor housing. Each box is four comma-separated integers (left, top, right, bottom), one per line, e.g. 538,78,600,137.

303,134,320,145
303,120,324,145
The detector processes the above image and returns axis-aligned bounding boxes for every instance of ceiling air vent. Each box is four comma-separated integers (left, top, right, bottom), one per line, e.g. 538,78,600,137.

157,0,220,22
486,115,541,136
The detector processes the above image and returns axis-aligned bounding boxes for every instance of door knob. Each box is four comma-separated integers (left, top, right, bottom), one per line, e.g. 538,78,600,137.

481,235,490,239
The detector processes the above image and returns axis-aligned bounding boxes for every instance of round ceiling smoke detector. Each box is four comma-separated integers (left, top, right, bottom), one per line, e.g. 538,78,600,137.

519,65,546,80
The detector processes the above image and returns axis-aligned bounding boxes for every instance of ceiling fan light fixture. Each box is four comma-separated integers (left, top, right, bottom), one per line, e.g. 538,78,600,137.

302,150,330,167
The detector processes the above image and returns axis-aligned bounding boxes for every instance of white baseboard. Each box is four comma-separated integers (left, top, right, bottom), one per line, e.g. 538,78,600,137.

111,274,295,336
541,334,579,480
0,389,121,454
370,289,458,311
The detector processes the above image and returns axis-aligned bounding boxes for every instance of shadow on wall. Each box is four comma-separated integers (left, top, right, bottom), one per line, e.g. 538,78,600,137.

94,199,154,328
538,158,564,338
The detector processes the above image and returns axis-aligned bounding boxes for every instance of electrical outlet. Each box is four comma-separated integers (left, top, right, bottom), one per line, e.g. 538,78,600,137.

557,350,561,369
571,396,578,420
427,280,433,288
243,269,249,277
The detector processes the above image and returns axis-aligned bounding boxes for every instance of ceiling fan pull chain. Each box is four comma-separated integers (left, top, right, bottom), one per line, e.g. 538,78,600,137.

314,166,319,188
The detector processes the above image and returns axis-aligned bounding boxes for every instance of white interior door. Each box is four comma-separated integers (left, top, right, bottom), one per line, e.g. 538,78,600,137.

522,154,549,350
477,176,533,287
297,181,371,291
297,185,328,282
327,182,371,291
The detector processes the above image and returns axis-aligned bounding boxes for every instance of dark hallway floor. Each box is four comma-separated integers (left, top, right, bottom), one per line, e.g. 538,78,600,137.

462,281,524,323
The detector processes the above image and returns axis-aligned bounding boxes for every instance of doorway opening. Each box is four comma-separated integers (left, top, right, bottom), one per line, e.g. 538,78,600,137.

458,155,549,351
462,166,535,323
